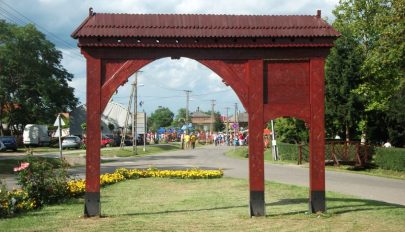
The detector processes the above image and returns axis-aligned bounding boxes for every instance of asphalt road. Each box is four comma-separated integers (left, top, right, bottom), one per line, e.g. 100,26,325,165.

2,145,405,206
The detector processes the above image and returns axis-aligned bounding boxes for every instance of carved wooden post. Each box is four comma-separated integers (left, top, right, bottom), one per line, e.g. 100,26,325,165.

309,57,326,213
84,54,102,216
247,60,265,216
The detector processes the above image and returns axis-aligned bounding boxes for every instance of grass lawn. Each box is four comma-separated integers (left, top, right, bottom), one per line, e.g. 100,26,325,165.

226,146,299,165
1,177,404,232
226,147,405,180
101,144,181,157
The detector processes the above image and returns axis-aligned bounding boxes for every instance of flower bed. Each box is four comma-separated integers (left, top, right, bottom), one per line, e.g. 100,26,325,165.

68,168,224,197
1,167,223,217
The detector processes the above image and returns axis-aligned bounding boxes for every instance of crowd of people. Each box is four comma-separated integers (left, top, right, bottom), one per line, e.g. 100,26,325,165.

144,130,249,149
211,132,248,146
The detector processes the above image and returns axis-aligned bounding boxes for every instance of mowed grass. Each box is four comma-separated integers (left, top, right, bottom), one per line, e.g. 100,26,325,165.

1,178,404,232
227,147,405,180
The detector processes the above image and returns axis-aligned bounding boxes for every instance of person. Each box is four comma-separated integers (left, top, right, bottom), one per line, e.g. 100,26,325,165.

184,133,190,149
180,132,185,149
190,132,197,149
239,133,244,146
383,141,392,148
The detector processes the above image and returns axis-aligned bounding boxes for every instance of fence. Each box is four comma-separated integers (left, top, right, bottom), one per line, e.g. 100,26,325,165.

277,141,373,167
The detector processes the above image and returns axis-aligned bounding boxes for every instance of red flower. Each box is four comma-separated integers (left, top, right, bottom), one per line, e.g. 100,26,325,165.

13,162,30,172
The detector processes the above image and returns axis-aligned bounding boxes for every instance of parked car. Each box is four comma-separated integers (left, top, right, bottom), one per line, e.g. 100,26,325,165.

0,140,5,151
0,136,18,151
101,135,114,147
62,136,82,149
23,124,50,146
104,134,120,147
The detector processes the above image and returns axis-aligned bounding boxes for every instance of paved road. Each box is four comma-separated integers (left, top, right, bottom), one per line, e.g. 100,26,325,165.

2,145,405,206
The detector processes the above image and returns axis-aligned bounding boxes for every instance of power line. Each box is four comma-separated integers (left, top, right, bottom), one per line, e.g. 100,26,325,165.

0,1,83,60
1,1,78,50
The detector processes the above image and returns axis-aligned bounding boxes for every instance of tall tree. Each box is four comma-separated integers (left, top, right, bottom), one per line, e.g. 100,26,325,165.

172,108,187,128
273,118,308,144
333,0,403,111
385,86,405,146
206,110,225,132
147,106,174,132
0,21,77,134
325,28,365,141
331,0,404,145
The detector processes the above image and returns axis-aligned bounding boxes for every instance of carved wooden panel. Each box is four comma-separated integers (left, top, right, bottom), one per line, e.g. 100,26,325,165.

264,60,310,122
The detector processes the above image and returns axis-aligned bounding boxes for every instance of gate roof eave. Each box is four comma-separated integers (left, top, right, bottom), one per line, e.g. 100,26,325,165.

71,10,340,49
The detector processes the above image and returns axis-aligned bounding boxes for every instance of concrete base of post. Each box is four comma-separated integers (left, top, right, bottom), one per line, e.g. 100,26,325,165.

84,192,100,217
309,190,326,213
249,191,266,217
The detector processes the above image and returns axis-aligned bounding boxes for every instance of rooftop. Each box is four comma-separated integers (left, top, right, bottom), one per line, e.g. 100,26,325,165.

72,11,340,39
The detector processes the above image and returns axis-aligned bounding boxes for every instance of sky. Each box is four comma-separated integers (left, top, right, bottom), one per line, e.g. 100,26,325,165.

0,0,339,116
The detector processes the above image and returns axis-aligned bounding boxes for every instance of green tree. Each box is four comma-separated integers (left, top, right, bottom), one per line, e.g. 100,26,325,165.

384,86,405,147
273,118,308,144
148,107,174,131
333,0,404,111
206,110,225,132
330,0,404,145
0,21,77,134
325,28,365,141
172,108,187,128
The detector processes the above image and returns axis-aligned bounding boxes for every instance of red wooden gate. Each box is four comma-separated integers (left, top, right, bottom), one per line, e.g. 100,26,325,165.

72,9,339,217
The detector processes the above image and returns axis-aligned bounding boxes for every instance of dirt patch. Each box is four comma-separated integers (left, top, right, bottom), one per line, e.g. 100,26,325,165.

64,156,86,166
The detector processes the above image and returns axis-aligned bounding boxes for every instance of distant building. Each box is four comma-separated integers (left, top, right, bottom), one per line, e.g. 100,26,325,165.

227,112,248,130
190,107,215,132
69,101,131,136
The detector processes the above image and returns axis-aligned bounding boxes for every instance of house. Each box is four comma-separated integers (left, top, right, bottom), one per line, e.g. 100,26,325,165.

190,108,215,132
69,101,131,136
227,112,248,130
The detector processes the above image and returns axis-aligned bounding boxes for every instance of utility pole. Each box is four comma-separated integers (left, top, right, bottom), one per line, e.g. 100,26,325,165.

210,100,216,134
132,72,140,155
234,103,238,135
225,107,230,145
184,90,192,134
271,120,279,160
120,82,134,149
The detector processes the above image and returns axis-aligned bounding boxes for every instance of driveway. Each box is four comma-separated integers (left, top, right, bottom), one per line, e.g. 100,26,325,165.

2,145,405,206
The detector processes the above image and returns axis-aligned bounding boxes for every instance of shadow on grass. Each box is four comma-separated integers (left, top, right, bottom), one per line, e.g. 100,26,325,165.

107,204,248,217
104,196,404,218
266,197,405,217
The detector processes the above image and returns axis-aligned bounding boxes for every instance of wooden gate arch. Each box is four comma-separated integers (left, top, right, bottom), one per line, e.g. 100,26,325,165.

72,9,339,217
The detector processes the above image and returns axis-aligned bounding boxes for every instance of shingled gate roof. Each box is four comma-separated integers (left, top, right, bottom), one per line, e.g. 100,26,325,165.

72,12,340,39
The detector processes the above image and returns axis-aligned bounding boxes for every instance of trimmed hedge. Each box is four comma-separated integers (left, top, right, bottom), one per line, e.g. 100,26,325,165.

277,142,309,161
374,147,405,171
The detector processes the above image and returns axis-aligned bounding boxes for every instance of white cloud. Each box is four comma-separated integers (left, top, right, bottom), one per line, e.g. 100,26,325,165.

2,0,340,115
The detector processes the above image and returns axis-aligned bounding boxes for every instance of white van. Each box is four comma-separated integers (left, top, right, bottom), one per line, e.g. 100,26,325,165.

23,124,50,146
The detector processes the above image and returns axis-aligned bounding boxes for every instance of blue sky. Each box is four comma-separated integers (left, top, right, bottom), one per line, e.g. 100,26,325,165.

0,0,339,116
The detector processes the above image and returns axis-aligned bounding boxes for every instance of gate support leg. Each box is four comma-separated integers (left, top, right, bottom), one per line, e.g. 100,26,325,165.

309,58,326,213
247,60,265,216
84,56,102,217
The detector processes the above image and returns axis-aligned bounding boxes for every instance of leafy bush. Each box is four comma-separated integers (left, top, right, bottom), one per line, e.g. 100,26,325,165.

277,142,308,161
0,180,36,217
14,156,70,207
374,147,405,171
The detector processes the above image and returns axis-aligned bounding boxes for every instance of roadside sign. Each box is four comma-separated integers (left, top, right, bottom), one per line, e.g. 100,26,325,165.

53,114,65,127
